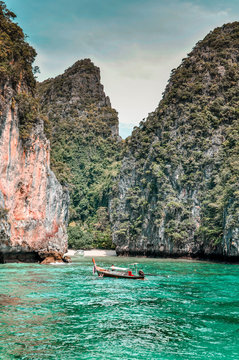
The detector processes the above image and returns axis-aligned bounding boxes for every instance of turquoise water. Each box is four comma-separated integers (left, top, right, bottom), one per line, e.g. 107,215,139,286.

0,256,238,360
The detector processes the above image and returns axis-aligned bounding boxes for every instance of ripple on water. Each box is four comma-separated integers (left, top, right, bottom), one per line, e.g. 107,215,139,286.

0,258,239,359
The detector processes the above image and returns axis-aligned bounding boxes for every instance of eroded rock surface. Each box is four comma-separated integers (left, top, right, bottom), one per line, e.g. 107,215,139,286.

0,3,69,263
111,23,239,261
37,59,120,249
0,84,69,263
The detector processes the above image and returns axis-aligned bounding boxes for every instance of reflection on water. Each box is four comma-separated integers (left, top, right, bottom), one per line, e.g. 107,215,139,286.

0,294,21,306
0,258,239,359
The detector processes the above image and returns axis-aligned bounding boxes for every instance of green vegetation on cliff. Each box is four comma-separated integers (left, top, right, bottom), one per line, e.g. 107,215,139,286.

111,22,239,258
37,60,121,249
0,2,48,145
0,1,36,90
3,0,238,258
0,2,120,249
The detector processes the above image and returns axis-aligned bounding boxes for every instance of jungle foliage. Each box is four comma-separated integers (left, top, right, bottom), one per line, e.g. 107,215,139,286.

0,1,36,90
0,2,49,145
112,22,239,252
37,60,121,249
3,2,239,255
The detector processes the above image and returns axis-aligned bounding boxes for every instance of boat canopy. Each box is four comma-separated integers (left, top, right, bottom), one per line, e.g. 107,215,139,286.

111,266,129,271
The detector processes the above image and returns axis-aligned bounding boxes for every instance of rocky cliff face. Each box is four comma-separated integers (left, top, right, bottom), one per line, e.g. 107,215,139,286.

38,59,119,140
0,86,69,263
37,59,120,249
0,3,69,263
111,22,239,261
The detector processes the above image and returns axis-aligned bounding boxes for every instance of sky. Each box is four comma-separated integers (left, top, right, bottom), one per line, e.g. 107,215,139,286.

4,0,239,137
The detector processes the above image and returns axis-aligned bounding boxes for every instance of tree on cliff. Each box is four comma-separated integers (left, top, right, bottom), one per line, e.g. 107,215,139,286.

0,2,51,144
0,1,36,90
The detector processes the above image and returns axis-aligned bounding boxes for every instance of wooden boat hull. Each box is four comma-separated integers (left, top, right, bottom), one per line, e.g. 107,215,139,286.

96,268,144,279
92,258,144,280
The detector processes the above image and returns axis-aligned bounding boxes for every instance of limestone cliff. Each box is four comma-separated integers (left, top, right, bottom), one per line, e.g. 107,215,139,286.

38,59,119,139
0,3,68,263
37,59,120,249
111,22,239,261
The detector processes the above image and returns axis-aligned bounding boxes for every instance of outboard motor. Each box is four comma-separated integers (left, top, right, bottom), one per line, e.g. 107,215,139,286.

138,270,144,277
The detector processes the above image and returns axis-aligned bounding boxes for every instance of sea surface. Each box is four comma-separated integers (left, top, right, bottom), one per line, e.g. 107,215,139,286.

0,256,238,360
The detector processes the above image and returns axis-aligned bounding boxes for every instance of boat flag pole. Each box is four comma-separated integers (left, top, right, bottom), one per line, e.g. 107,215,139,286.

92,258,96,274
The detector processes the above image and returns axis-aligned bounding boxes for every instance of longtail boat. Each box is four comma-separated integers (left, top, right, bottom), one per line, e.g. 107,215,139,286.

92,258,145,280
